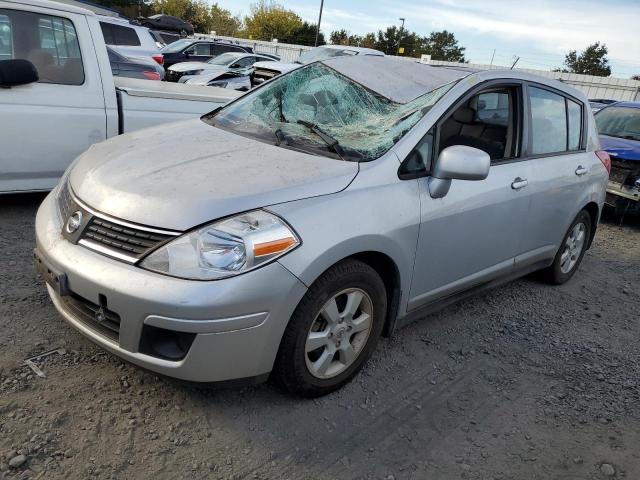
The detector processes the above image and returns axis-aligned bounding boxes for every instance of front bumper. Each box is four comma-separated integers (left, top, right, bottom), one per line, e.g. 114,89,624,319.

35,192,307,382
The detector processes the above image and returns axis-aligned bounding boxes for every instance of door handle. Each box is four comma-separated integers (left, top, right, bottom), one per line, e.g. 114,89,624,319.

575,166,588,176
511,177,528,190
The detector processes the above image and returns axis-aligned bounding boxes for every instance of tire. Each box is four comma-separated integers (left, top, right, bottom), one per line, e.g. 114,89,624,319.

543,210,592,285
273,259,387,397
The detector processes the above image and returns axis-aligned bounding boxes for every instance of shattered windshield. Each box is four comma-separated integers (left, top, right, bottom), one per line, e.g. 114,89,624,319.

205,63,456,161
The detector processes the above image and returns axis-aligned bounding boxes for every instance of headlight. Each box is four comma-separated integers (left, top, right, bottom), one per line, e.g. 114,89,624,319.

140,210,300,280
186,69,203,76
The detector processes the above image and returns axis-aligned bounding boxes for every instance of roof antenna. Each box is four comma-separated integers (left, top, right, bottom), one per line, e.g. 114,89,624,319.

510,56,520,70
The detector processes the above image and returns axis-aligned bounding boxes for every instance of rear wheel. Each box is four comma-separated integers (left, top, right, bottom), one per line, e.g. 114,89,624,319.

273,259,387,397
543,210,591,284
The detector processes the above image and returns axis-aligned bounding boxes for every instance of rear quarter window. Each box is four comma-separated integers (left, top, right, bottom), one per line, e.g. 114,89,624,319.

100,22,141,47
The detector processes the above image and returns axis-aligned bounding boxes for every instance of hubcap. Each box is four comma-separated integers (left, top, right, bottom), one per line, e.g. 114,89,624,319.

304,288,374,379
560,222,587,274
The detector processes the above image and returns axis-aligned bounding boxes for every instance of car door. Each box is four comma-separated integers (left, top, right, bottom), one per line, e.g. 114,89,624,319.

406,82,533,311
517,84,593,267
0,5,106,193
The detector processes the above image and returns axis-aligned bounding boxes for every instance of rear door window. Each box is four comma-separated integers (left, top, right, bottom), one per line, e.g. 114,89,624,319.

529,87,568,155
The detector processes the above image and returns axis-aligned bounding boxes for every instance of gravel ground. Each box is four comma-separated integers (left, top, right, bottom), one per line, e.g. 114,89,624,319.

1,193,639,480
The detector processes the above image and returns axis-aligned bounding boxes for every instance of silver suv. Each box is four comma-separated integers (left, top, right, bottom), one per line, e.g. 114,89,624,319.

35,56,609,397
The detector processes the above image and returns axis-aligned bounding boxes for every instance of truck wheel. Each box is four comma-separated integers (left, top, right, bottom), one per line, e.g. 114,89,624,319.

273,259,387,397
544,210,591,285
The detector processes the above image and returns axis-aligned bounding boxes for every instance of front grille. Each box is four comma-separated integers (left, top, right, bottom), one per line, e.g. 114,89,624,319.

80,217,174,260
61,292,121,342
166,70,183,82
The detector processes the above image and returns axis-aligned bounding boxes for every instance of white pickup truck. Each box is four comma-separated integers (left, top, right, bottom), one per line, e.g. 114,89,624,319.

0,0,239,193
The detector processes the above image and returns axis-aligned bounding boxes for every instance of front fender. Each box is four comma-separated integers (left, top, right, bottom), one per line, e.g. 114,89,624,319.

269,169,420,317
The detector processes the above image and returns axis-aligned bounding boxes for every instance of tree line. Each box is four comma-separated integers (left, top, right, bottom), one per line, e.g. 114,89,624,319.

91,0,636,78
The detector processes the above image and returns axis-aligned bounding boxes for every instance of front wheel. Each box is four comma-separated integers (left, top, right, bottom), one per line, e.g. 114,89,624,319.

543,210,592,284
273,259,387,397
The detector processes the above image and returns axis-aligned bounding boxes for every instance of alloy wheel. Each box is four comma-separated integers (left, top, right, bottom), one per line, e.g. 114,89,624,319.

560,222,587,274
304,288,374,379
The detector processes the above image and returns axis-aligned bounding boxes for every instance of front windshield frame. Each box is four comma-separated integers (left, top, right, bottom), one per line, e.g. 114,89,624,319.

161,39,194,53
203,62,458,162
596,106,640,141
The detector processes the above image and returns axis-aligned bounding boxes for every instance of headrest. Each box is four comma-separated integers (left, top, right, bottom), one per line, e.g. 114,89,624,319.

453,107,475,124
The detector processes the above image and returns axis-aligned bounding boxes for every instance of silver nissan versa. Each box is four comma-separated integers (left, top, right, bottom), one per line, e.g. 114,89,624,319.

35,56,610,397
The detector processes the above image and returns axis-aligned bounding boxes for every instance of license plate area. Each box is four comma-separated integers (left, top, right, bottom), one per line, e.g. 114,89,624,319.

34,248,69,297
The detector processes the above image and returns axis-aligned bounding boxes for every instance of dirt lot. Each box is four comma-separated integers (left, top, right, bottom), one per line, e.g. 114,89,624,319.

1,193,639,480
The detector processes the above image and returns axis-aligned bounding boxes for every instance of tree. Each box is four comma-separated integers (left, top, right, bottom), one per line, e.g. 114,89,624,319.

560,42,611,77
288,21,324,46
631,74,640,81
243,1,302,41
330,29,349,45
420,30,465,62
209,3,241,36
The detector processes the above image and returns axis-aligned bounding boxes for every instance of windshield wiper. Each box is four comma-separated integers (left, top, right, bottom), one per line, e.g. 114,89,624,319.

274,128,287,146
296,120,346,160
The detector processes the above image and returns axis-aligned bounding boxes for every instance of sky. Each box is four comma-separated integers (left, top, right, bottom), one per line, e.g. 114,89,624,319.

216,0,640,78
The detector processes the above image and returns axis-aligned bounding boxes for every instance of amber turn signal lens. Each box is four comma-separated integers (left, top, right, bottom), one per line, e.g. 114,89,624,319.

254,237,297,257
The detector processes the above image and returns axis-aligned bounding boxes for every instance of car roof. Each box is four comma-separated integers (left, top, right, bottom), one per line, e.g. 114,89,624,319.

320,44,384,56
5,0,94,16
321,56,476,103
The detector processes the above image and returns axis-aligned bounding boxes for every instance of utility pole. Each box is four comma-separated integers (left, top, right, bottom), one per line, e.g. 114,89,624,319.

489,49,495,68
314,0,324,47
397,17,405,55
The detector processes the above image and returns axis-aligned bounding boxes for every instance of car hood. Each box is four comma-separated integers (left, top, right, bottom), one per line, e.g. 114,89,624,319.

69,119,358,231
184,71,237,85
600,135,640,162
169,61,212,72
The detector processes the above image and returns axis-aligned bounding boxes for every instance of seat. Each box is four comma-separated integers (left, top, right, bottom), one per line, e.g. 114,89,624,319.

440,106,505,160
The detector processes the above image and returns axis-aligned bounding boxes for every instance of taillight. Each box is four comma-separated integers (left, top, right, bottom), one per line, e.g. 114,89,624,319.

595,150,611,175
143,71,161,81
152,54,164,65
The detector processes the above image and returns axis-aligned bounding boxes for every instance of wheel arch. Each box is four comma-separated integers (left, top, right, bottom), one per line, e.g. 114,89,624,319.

583,201,600,249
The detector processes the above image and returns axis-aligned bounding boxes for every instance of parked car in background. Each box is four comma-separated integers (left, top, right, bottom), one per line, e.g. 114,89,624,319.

595,101,640,216
589,98,617,113
149,29,180,47
138,14,193,36
98,15,163,66
251,44,384,86
161,39,253,69
185,72,251,90
35,56,608,397
0,0,239,193
167,52,278,83
107,46,163,81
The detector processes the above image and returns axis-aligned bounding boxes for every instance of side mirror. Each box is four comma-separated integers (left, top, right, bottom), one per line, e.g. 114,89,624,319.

428,145,490,199
184,49,194,57
0,59,39,88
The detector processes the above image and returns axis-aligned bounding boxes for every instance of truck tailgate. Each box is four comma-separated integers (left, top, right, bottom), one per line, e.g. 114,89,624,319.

115,77,241,133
